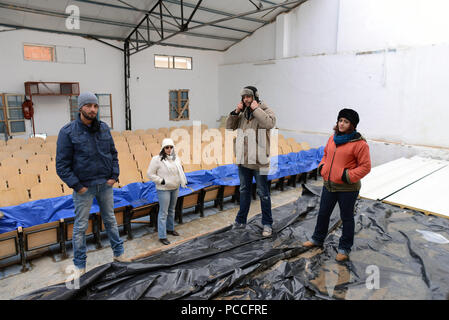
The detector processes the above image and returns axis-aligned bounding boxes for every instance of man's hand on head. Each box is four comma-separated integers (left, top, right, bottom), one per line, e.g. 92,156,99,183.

250,100,259,110
236,101,244,114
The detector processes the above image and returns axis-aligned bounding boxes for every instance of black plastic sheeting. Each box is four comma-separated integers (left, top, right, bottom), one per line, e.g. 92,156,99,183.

16,184,449,300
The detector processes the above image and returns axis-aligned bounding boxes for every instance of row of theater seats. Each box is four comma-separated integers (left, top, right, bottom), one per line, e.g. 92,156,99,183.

109,125,311,188
111,125,223,188
0,127,311,207
0,127,317,271
0,136,71,207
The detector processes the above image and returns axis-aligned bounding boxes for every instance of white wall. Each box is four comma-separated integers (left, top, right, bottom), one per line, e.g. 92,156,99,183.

294,0,340,56
222,23,276,65
218,0,449,165
0,29,222,136
0,29,125,136
338,0,449,52
129,46,222,130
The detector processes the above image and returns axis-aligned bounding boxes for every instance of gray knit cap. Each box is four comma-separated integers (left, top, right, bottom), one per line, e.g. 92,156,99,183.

78,92,98,109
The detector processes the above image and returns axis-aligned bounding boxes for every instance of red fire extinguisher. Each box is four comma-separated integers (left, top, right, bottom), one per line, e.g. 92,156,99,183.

22,99,34,119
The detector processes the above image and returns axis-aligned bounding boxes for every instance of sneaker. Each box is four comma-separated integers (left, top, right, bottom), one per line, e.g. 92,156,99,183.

233,222,246,230
262,225,272,237
167,230,180,236
113,254,131,263
159,238,171,245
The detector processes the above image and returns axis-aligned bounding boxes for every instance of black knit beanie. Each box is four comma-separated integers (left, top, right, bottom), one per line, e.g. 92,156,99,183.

337,108,359,128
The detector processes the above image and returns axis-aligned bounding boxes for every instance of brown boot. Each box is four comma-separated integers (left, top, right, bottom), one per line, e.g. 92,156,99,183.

113,254,132,263
303,241,318,248
336,253,349,262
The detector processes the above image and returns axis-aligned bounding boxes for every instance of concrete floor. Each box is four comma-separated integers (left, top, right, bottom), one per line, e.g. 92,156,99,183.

0,180,322,300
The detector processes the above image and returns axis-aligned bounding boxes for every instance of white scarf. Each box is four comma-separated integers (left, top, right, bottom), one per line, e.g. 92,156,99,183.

163,155,187,188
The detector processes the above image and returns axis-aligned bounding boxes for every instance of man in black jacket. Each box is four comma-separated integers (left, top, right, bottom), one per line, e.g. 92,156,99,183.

56,92,129,276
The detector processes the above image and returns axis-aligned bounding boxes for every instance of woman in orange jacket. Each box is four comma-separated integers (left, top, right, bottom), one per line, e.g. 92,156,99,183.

303,108,371,262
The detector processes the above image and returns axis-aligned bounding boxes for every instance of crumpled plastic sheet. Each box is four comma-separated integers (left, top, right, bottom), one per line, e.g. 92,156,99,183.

15,183,449,300
0,148,324,234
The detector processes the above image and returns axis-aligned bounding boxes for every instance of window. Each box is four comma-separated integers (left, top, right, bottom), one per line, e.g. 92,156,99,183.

97,94,113,128
155,55,192,70
174,56,192,69
155,55,173,68
24,44,86,64
0,94,26,136
69,96,79,121
24,44,55,62
56,46,86,64
70,94,114,129
169,90,189,121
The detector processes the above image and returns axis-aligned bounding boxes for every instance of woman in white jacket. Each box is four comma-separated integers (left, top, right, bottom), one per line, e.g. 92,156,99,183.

147,138,187,245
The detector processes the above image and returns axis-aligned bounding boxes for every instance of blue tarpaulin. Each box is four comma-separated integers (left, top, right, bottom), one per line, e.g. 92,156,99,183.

0,147,324,234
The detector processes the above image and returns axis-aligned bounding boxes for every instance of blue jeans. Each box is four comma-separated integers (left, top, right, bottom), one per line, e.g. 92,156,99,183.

72,183,124,269
156,188,179,239
311,186,359,255
235,166,273,226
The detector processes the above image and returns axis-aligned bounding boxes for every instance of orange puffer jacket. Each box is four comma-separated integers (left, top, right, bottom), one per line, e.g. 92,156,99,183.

319,133,371,192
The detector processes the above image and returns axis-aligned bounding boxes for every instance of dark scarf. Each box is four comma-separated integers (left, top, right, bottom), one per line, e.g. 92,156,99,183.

88,117,100,133
333,131,358,145
78,113,100,133
243,105,254,120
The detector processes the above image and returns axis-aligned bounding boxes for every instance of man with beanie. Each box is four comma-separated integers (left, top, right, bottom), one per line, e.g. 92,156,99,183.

56,92,129,276
226,86,276,237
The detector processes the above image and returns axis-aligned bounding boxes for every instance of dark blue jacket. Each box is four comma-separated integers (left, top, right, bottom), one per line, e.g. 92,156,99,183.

56,115,119,192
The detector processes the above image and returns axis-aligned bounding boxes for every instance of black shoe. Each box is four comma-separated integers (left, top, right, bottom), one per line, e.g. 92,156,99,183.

167,230,180,236
159,238,170,245
232,222,246,230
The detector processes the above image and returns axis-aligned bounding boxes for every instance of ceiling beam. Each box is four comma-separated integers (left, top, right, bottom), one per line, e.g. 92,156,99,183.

124,0,305,54
223,0,306,51
0,26,17,32
183,0,203,30
74,0,267,24
130,42,225,55
259,0,291,10
0,22,224,52
0,2,240,42
156,0,307,45
89,36,124,51
0,22,124,46
163,0,266,24
74,0,251,34
126,0,214,54
149,11,251,34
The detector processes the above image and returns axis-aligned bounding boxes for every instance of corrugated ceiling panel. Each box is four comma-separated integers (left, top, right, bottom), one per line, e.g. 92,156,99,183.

0,0,307,51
